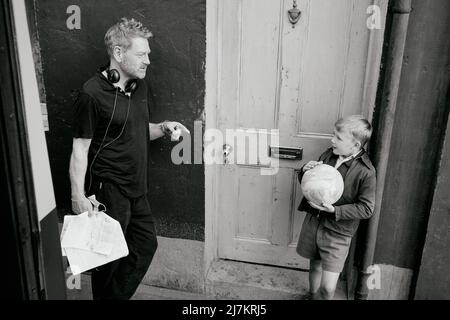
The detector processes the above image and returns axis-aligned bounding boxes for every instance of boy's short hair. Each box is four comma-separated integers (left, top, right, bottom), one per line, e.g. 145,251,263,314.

335,115,372,147
104,17,152,57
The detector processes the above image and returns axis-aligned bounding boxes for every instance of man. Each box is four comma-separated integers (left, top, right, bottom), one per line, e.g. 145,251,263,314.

69,17,189,300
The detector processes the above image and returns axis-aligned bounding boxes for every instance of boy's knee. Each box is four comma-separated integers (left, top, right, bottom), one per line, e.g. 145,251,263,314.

319,285,336,300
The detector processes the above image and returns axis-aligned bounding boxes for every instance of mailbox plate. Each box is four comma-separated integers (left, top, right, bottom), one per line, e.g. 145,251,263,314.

269,146,303,160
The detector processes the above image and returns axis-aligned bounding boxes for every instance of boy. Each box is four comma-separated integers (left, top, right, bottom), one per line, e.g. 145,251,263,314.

296,115,376,300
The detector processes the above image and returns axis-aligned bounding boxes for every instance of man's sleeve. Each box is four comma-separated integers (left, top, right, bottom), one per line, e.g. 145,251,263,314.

72,91,98,139
334,171,377,221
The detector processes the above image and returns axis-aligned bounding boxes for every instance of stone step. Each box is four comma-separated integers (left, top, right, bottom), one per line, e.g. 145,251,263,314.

205,259,347,300
65,273,212,300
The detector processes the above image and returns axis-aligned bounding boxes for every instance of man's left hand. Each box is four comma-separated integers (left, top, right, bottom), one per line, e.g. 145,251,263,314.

164,121,190,135
308,201,335,213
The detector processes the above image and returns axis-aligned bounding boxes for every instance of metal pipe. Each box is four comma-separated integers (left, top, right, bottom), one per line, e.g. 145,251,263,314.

355,0,412,300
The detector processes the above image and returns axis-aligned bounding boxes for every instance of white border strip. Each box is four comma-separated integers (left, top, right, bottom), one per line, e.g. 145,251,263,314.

12,0,56,223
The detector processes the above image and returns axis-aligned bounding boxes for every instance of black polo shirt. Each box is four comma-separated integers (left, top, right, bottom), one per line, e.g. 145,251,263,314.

72,69,152,198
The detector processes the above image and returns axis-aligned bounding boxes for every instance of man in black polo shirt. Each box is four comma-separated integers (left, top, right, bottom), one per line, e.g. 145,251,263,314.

69,17,188,300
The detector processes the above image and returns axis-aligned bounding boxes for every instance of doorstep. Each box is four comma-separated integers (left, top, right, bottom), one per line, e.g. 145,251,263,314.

205,259,347,300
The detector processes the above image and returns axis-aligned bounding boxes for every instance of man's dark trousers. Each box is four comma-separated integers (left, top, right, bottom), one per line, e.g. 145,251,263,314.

89,179,158,300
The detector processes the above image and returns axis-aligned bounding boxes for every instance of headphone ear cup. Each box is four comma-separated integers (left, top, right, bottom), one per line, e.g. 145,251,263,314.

125,80,137,94
107,69,120,84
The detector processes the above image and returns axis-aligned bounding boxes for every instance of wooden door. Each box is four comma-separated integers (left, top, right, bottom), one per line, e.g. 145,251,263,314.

216,0,387,268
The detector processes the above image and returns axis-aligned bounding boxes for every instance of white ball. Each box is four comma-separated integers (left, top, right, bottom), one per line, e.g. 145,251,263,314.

301,164,344,206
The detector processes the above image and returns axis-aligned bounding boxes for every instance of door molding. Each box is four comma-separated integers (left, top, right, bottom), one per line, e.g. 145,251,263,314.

204,0,220,279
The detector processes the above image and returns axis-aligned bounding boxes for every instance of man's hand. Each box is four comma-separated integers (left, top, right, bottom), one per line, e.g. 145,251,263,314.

308,201,335,213
71,195,94,217
150,121,190,141
302,161,323,172
163,121,190,134
161,121,190,141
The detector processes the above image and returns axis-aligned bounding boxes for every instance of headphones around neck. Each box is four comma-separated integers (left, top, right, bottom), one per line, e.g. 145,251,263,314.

106,68,138,94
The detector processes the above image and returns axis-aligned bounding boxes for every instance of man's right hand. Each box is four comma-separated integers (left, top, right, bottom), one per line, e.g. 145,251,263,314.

71,196,94,216
302,161,323,172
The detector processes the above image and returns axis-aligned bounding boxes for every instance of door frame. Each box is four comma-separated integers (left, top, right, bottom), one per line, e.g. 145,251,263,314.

204,0,388,277
0,0,66,299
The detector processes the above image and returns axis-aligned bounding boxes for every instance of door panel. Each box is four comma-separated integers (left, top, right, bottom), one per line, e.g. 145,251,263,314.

238,0,280,129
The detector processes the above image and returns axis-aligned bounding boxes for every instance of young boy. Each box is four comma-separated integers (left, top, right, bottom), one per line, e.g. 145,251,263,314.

297,115,376,300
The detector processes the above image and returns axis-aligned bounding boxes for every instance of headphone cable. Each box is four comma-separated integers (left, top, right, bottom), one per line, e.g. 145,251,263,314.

87,87,129,193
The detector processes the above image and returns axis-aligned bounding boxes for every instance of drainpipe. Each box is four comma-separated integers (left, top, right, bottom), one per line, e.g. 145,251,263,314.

354,0,412,300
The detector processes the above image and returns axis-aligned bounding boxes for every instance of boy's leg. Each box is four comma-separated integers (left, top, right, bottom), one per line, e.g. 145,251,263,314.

318,271,340,300
296,213,321,299
315,223,352,300
309,259,322,297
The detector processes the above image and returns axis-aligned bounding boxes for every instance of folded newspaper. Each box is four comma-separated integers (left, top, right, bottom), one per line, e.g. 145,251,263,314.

60,210,128,275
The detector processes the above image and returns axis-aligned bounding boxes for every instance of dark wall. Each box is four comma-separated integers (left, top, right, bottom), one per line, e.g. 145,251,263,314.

33,0,205,240
373,0,450,269
414,105,450,299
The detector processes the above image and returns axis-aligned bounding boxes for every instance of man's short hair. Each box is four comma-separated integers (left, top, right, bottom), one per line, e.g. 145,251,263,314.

335,115,373,147
104,17,152,57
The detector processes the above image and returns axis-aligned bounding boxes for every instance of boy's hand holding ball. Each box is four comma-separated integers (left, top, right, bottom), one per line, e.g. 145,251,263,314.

303,161,323,172
308,201,335,213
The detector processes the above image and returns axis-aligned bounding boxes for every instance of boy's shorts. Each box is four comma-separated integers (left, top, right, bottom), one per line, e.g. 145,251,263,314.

296,213,352,273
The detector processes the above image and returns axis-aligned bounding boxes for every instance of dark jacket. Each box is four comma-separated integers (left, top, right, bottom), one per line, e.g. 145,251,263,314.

298,148,376,237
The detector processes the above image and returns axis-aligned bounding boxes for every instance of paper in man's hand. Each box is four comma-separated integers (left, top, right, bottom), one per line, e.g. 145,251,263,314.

60,211,128,275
